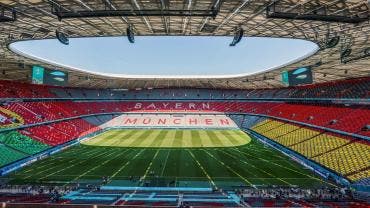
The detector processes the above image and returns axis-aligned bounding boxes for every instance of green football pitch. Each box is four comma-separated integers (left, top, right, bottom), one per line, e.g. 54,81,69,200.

6,129,334,188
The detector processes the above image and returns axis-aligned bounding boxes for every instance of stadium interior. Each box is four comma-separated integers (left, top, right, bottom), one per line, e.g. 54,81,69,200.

0,0,369,207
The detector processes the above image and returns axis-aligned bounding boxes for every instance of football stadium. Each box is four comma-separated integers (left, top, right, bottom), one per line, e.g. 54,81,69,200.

0,0,369,207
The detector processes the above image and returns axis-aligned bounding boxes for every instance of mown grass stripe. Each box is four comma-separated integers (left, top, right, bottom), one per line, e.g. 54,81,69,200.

182,130,192,147
149,130,168,147
220,130,244,146
117,130,149,147
138,130,162,147
84,129,251,148
198,130,213,147
190,130,201,147
206,130,229,147
171,130,183,147
128,130,155,147
89,130,130,146
160,130,177,147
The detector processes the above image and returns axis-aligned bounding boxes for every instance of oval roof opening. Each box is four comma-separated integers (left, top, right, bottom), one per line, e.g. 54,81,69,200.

9,36,318,79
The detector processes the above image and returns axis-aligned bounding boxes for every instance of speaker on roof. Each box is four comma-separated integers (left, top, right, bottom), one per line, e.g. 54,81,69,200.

229,28,244,47
364,47,370,56
326,36,340,48
55,29,69,45
313,60,322,67
340,48,351,62
18,63,25,68
127,25,135,43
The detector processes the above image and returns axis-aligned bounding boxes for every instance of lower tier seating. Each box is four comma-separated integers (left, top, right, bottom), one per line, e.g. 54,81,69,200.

20,119,100,146
0,118,100,168
0,145,27,167
312,141,370,180
0,131,49,155
251,119,370,181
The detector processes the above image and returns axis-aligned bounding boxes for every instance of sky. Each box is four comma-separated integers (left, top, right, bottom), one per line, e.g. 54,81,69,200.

10,36,318,78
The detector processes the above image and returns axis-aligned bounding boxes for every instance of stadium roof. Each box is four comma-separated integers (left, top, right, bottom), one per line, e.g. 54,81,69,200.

0,0,369,89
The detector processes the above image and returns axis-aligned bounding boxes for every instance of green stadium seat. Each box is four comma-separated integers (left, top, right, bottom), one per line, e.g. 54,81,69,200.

0,131,49,155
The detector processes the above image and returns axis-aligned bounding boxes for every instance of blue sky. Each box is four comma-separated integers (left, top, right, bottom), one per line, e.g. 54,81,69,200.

10,36,318,78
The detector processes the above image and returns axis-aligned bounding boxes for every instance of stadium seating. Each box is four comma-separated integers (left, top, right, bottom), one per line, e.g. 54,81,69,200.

251,119,370,181
82,115,116,126
1,100,369,136
0,131,49,154
0,78,368,182
0,80,55,98
312,140,370,180
0,117,101,168
289,76,370,99
19,119,100,146
0,77,369,100
0,145,28,167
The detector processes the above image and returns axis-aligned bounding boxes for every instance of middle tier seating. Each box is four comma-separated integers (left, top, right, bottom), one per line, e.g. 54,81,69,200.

2,101,368,136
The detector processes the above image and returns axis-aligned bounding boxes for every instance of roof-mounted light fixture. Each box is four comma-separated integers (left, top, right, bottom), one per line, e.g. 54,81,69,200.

229,28,244,47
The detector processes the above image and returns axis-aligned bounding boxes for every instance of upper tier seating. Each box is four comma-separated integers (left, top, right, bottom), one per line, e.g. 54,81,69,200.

289,77,370,99
0,77,368,99
0,80,55,98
